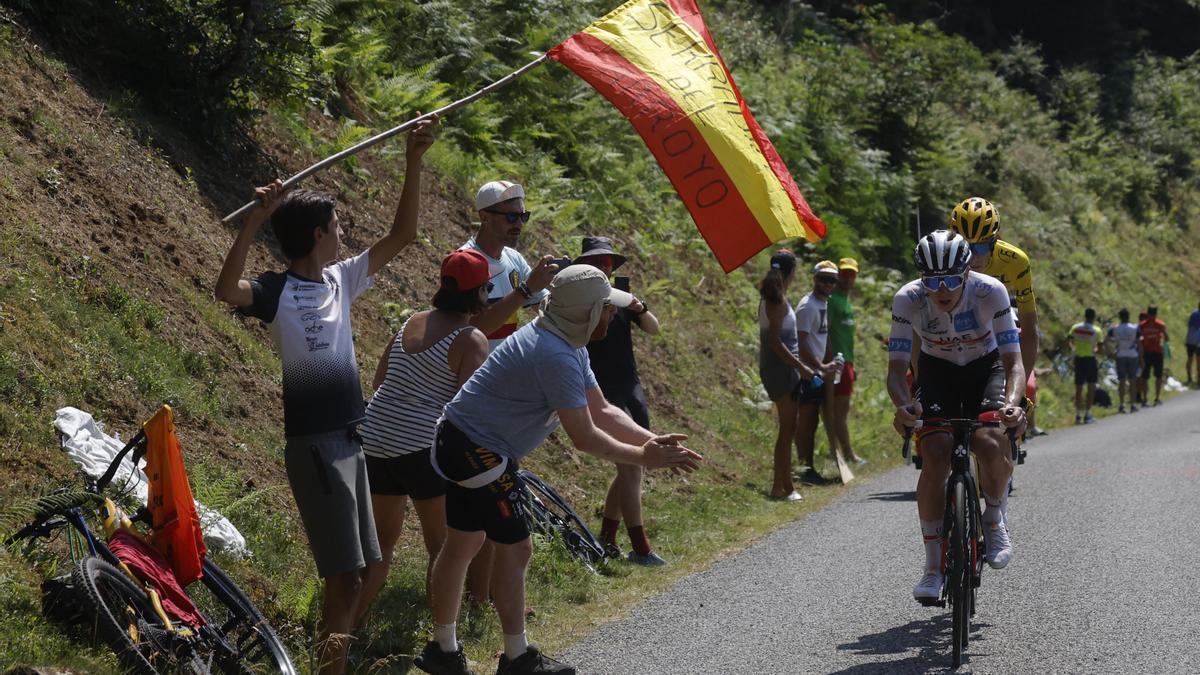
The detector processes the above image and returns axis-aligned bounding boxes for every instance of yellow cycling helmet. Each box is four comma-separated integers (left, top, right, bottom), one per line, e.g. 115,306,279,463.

949,197,1000,243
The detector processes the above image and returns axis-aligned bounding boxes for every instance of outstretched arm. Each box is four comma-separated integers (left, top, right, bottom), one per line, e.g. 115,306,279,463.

215,180,285,307
367,116,438,277
559,406,700,472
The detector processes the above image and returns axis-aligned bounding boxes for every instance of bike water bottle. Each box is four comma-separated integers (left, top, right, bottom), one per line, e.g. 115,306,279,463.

833,352,845,385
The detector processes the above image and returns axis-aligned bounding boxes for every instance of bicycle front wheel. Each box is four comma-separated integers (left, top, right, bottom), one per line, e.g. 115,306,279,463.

949,478,970,668
517,470,607,566
188,557,297,674
72,555,180,674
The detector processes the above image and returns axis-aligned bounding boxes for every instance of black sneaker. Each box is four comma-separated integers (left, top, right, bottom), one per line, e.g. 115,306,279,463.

415,640,476,675
801,467,830,485
496,646,575,675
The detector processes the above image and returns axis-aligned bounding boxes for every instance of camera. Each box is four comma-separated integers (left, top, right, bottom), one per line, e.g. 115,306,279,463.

549,257,574,270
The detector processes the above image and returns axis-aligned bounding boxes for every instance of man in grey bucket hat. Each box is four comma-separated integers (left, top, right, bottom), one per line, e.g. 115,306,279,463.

417,265,703,675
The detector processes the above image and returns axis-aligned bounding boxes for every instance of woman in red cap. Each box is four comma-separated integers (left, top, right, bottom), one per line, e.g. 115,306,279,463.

354,249,492,621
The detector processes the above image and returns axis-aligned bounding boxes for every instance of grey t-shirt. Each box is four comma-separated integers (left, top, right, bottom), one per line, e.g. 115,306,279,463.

444,321,598,461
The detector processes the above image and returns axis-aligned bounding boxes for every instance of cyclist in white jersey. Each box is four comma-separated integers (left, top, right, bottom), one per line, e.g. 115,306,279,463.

887,230,1026,602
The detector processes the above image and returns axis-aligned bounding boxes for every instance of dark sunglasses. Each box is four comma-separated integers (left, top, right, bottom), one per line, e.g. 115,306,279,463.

969,241,995,255
815,275,838,284
485,209,531,224
486,282,494,293
921,274,966,291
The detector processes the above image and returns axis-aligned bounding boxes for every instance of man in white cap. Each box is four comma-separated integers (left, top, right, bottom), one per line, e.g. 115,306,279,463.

462,180,559,350
794,260,841,485
458,180,559,606
416,265,702,675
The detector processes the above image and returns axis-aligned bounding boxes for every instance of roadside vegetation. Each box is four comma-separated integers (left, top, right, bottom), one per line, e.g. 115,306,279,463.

1,1,1198,671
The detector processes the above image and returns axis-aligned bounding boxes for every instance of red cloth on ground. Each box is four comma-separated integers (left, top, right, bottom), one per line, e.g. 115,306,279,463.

107,529,206,627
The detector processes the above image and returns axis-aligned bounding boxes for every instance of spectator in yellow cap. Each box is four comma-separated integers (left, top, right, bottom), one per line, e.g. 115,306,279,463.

825,257,867,466
793,260,841,484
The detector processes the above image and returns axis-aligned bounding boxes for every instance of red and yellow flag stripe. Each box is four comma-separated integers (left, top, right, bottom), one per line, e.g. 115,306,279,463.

549,0,825,271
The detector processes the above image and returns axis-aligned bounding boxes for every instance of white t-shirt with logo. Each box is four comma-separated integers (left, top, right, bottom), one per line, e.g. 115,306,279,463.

241,250,373,437
1110,322,1141,359
459,238,548,350
795,293,830,365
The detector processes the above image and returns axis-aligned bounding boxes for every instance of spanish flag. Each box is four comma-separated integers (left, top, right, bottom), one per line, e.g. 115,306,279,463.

548,0,825,272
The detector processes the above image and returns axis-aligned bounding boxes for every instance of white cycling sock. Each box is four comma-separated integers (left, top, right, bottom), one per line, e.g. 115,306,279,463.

434,622,457,652
983,493,1004,525
504,631,530,660
921,519,942,571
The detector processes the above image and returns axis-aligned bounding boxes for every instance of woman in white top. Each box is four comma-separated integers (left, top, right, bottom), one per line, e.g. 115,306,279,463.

355,250,491,619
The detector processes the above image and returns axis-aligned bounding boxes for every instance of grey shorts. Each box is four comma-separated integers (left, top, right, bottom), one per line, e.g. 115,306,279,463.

1116,356,1140,380
284,428,381,578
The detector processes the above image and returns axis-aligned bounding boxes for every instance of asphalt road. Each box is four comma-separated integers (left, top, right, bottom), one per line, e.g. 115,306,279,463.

565,392,1200,674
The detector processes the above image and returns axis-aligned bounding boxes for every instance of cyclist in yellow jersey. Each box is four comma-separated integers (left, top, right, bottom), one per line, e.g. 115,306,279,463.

949,197,1042,436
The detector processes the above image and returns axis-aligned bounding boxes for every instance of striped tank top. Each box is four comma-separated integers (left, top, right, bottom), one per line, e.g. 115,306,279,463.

359,318,470,458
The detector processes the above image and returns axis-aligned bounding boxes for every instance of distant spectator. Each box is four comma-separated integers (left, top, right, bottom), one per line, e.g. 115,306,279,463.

1066,308,1102,424
415,265,700,675
354,250,490,621
1136,312,1150,405
1139,305,1170,406
795,261,841,484
213,119,438,674
757,250,816,501
577,236,666,566
824,257,866,465
1186,302,1200,386
459,180,559,606
1108,308,1142,412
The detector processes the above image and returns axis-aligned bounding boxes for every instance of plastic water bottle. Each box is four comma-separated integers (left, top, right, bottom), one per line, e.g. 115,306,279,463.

832,352,846,385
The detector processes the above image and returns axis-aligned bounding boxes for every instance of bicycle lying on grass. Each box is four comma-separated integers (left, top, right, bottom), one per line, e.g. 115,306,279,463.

6,407,296,674
516,469,611,571
902,410,1019,669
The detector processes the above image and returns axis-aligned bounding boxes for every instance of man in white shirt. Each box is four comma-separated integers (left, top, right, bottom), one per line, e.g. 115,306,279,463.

794,260,841,485
1108,308,1143,412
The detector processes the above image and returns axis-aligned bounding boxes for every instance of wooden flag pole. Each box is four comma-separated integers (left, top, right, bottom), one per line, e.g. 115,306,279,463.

221,54,550,224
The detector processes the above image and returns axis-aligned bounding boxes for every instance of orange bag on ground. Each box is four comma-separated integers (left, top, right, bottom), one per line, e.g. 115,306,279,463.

143,405,207,585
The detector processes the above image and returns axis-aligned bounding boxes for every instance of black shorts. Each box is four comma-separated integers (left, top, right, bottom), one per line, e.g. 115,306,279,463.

432,419,530,545
915,350,1006,423
1074,356,1099,385
605,382,651,429
365,449,445,500
792,376,826,406
1143,352,1165,379
1188,343,1200,359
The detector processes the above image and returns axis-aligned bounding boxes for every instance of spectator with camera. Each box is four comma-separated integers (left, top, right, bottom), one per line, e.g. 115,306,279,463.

576,236,666,566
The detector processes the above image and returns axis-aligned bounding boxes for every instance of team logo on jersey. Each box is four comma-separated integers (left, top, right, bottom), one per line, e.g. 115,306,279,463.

953,311,979,332
888,338,912,353
997,329,1020,345
508,269,520,291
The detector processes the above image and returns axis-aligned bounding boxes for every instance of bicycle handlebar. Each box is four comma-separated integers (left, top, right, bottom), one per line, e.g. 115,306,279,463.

900,416,1018,460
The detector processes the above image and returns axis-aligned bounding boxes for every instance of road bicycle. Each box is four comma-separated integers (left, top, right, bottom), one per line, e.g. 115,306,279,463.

7,415,296,674
902,410,1018,669
516,469,610,571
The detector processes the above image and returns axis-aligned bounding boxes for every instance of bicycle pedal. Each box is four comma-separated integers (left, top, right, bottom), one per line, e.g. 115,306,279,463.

916,597,945,608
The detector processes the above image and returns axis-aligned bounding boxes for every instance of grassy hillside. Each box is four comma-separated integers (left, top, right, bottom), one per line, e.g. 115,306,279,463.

2,2,1198,672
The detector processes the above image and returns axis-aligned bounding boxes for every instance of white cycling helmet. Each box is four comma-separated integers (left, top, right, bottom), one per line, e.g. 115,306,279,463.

913,229,972,276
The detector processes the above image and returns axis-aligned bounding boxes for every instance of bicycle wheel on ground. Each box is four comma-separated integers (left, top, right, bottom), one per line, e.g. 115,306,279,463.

948,479,969,668
517,469,607,567
72,555,181,675
187,557,297,675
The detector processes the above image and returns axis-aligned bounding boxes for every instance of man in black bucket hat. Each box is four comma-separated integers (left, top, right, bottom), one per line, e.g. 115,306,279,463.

575,236,668,566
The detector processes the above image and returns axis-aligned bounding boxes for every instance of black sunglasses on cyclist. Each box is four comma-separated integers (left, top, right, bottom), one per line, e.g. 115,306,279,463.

921,274,966,291
969,241,995,255
485,209,532,224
